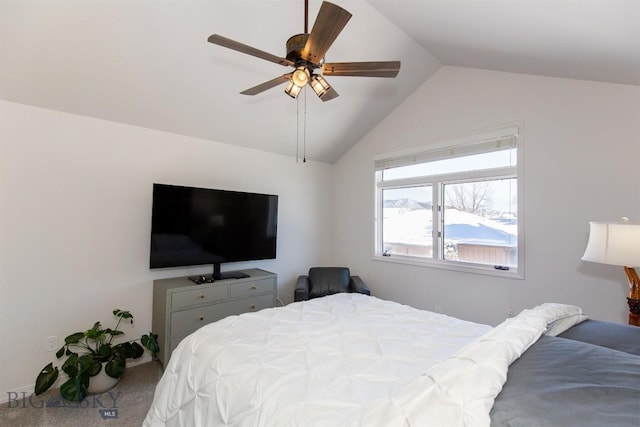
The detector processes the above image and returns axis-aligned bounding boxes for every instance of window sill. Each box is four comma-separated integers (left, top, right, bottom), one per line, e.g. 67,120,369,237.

372,254,524,280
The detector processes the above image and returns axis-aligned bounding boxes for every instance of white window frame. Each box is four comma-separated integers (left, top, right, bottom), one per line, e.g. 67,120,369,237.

373,126,524,279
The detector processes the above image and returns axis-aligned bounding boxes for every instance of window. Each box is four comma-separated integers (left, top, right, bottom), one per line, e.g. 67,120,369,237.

374,127,522,277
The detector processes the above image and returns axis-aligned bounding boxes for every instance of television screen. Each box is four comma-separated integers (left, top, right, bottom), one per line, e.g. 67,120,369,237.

150,184,278,271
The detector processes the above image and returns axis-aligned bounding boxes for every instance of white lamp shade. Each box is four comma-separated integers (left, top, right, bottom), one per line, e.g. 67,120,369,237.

581,222,640,267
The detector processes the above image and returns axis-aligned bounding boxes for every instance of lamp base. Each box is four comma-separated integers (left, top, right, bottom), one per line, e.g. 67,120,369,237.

625,267,640,327
627,298,640,326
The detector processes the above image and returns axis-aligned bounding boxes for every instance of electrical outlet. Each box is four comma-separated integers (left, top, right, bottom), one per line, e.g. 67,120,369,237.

45,336,58,352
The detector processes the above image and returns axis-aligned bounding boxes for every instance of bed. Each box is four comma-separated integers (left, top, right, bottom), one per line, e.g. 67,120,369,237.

143,293,640,426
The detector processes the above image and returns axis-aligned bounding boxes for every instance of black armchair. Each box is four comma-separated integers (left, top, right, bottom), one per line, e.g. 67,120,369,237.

294,267,371,302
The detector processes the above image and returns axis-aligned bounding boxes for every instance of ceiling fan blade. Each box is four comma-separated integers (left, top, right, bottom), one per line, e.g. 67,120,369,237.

318,85,339,102
208,34,294,67
322,61,401,78
301,2,352,64
240,73,293,96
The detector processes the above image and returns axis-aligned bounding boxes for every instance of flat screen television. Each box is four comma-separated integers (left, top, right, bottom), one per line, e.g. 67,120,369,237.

150,183,278,281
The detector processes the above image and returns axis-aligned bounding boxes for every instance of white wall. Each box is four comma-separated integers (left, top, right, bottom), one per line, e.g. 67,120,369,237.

332,66,640,326
0,101,333,396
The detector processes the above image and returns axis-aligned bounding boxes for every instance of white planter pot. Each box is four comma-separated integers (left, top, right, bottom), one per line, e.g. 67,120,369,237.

86,363,121,394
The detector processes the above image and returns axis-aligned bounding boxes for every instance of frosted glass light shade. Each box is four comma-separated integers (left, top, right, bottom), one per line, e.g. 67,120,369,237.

291,67,310,87
284,81,303,98
581,222,640,267
310,74,330,98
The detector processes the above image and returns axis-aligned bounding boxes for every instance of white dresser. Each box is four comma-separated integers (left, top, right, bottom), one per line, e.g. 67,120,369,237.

152,268,277,366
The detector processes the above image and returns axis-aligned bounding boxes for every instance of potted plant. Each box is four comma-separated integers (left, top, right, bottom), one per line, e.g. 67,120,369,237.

34,309,159,401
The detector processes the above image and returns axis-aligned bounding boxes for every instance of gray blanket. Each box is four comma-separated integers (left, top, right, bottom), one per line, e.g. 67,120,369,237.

558,319,640,356
491,320,640,426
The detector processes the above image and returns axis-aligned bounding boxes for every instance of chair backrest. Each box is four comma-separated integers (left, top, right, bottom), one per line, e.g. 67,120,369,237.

308,267,351,298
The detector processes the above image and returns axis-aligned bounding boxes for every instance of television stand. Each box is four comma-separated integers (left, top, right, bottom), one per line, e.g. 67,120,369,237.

217,271,250,280
188,270,250,284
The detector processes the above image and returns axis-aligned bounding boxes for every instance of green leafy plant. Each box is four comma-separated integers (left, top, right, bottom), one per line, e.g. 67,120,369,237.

34,309,159,401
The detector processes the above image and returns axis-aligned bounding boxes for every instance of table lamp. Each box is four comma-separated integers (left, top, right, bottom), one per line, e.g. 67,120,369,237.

581,218,640,326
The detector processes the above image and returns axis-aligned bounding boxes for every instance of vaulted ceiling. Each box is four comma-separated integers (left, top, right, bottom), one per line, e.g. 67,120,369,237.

2,1,638,163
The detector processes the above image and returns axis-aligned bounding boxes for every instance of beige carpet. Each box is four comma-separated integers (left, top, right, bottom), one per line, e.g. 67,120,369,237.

0,361,163,427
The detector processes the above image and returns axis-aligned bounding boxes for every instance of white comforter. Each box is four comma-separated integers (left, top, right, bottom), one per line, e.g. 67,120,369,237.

144,294,585,427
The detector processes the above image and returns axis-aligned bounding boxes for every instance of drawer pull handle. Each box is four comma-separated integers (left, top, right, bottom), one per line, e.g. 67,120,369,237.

199,316,204,321
198,294,205,299
250,304,256,310
250,285,257,290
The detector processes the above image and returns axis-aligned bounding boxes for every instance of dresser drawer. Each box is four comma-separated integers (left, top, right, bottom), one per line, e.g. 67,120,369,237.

229,279,274,298
171,304,226,336
224,293,275,315
170,293,275,336
171,285,228,310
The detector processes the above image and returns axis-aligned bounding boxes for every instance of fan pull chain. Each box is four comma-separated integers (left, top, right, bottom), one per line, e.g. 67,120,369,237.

296,93,300,163
295,87,308,163
303,86,307,163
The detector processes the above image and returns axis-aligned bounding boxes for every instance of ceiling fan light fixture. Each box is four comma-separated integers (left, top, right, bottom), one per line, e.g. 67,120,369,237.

285,80,303,98
310,74,331,98
292,66,310,87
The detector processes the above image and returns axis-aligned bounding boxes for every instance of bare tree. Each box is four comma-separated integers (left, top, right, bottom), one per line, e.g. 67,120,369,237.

445,182,492,214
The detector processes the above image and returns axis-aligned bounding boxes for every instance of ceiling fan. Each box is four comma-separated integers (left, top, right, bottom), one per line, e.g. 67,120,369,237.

207,0,401,102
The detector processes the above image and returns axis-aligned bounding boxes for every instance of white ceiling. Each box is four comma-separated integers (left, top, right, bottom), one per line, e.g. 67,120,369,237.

2,0,638,163
369,0,640,86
